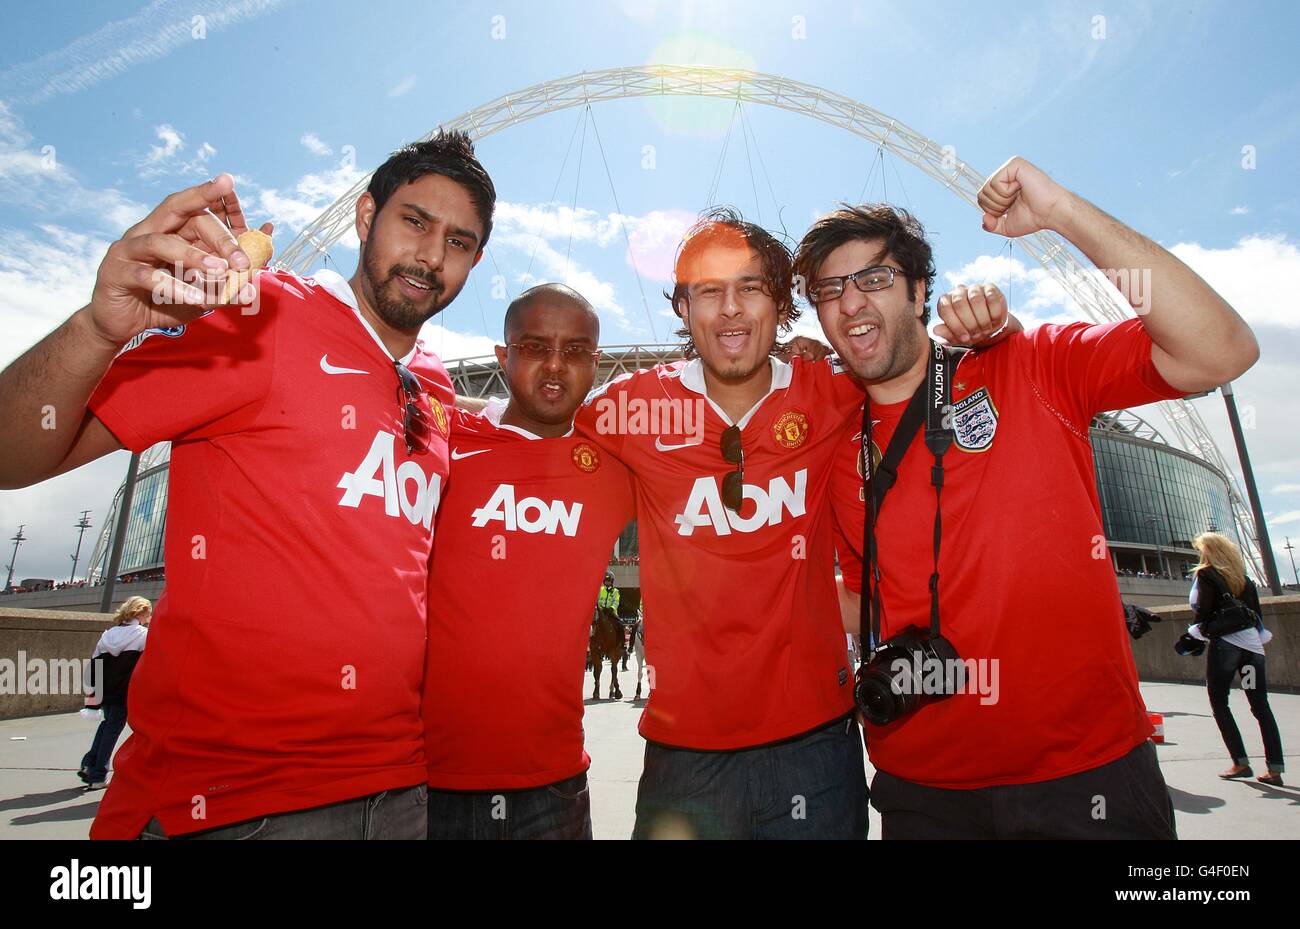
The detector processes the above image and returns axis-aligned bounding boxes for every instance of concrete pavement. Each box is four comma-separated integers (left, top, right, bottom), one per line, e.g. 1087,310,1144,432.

2,676,1296,839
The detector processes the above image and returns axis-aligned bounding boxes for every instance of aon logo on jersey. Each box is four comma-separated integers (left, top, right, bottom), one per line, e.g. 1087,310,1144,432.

470,484,583,537
674,469,807,536
337,431,442,529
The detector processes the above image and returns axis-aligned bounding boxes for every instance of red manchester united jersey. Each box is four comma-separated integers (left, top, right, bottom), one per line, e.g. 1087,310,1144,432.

424,401,635,790
574,355,864,750
832,319,1186,789
87,268,453,838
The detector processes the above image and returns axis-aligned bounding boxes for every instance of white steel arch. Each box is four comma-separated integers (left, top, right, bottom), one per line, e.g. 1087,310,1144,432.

275,64,1263,574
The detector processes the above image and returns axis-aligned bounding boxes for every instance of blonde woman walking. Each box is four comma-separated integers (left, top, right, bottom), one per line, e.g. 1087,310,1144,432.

1187,533,1283,786
79,596,151,790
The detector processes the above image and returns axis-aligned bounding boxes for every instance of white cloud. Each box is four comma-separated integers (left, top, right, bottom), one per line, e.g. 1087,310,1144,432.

136,123,218,179
1169,235,1300,329
495,202,625,249
0,0,288,105
300,132,332,157
1273,484,1300,494
942,253,1081,327
491,200,684,332
0,224,112,366
388,75,417,99
145,123,184,165
0,101,146,233
1270,510,1300,526
0,451,134,581
254,162,367,242
1229,206,1250,215
420,324,498,363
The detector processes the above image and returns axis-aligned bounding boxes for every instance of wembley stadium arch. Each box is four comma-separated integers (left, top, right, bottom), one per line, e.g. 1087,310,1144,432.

269,64,1266,578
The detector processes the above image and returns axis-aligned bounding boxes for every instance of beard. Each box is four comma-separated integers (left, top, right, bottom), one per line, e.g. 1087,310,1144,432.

360,239,448,330
852,302,927,384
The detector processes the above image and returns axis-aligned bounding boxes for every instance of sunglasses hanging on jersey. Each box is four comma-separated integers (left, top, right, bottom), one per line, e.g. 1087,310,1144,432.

720,424,745,512
393,360,432,455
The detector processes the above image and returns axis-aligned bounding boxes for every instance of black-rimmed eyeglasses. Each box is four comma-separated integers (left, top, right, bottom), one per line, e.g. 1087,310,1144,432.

806,265,907,305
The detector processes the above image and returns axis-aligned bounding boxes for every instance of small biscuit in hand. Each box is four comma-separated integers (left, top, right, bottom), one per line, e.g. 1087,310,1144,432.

219,229,273,304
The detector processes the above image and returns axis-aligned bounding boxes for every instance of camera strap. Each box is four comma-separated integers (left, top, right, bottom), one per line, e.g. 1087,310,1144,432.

859,340,958,655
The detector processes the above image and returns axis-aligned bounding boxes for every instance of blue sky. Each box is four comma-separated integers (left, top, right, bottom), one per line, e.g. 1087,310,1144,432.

1,0,1298,581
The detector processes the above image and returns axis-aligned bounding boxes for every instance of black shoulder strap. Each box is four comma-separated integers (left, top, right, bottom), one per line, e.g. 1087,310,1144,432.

859,341,959,651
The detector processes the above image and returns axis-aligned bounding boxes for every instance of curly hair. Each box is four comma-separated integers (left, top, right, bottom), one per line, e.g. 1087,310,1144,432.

367,129,497,250
793,204,937,324
663,206,800,359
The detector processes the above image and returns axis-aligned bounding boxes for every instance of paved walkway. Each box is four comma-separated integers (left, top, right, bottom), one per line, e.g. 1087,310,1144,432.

2,679,1296,839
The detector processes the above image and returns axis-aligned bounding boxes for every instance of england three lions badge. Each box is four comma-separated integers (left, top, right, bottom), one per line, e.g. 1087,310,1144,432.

952,388,998,452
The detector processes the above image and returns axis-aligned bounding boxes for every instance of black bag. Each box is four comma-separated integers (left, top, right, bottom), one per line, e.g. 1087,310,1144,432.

1123,602,1161,640
1197,569,1260,639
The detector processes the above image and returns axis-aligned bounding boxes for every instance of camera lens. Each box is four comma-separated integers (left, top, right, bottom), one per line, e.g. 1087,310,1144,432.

856,668,913,726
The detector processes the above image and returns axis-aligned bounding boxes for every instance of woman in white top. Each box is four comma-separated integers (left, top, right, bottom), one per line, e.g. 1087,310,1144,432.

79,596,151,790
1186,533,1283,786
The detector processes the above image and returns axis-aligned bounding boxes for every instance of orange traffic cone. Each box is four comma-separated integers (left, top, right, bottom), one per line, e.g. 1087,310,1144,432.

1147,712,1165,743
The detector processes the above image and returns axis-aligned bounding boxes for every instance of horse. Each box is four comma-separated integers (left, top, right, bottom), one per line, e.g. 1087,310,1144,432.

588,606,624,700
629,619,649,700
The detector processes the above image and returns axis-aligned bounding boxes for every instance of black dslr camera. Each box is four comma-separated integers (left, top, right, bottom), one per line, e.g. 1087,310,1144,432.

855,626,966,726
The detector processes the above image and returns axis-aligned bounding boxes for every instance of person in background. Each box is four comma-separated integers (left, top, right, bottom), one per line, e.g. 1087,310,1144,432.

1187,532,1284,787
597,572,621,617
80,596,152,791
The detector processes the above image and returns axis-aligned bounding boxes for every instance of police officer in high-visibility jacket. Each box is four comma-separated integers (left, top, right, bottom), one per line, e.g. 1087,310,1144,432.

597,572,620,615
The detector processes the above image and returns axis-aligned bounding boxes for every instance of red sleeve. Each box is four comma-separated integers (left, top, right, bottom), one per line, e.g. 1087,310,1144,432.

835,509,864,595
88,275,279,452
1013,319,1186,434
610,459,637,526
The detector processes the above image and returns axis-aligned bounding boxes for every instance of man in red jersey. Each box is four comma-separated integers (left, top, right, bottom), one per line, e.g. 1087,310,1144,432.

424,283,634,839
0,131,495,839
568,208,872,839
795,156,1259,839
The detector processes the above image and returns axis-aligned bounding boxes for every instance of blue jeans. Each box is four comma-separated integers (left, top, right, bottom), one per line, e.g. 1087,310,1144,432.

426,772,593,840
632,715,869,840
138,784,427,839
80,703,128,783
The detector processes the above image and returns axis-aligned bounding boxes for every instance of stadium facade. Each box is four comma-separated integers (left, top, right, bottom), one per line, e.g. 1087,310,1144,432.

86,344,1240,586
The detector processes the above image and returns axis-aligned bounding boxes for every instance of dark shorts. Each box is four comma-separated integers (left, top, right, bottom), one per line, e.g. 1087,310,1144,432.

632,715,869,840
871,740,1177,839
138,784,428,840
426,772,593,840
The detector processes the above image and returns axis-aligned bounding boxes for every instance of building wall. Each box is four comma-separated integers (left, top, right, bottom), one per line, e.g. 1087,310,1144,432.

1131,595,1299,691
0,608,115,718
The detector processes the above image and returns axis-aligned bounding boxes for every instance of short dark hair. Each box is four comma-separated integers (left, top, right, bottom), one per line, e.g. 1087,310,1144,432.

503,283,597,342
794,204,937,324
367,130,497,250
663,206,800,359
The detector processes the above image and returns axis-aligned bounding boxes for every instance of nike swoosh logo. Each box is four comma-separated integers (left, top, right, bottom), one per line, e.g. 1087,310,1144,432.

450,448,491,460
320,355,370,376
654,437,704,452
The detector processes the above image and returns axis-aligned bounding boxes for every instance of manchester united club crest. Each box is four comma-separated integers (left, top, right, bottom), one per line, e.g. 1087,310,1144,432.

772,410,810,450
427,394,450,437
572,442,600,472
951,387,998,452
